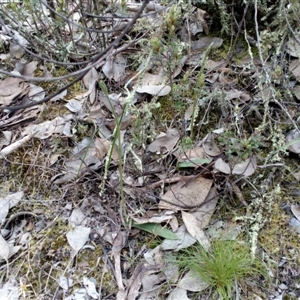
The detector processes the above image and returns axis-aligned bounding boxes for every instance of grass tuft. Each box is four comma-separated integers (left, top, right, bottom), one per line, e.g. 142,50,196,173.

175,240,267,299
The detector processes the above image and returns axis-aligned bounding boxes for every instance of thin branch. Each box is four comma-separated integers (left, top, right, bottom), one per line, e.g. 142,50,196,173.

0,0,150,112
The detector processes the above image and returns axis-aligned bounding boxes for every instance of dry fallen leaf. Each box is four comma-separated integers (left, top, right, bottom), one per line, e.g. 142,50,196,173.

224,89,251,102
50,89,67,102
53,137,109,185
131,213,174,224
176,146,207,162
172,55,188,79
0,277,19,300
286,35,300,58
126,262,163,300
135,72,171,96
191,37,223,51
289,59,300,81
0,234,10,277
102,53,126,82
161,225,196,251
69,208,87,227
66,226,91,256
178,269,209,292
291,204,300,221
232,155,257,176
182,211,211,251
22,116,72,140
0,234,10,261
292,171,300,181
148,128,180,153
28,84,44,101
58,276,73,291
189,14,204,36
21,61,38,77
214,157,231,174
218,69,238,86
289,217,300,234
202,133,222,156
0,77,27,106
206,220,242,240
0,131,12,149
191,186,218,228
65,99,83,113
138,273,163,300
136,85,171,96
184,104,195,121
111,231,127,258
159,176,213,211
286,129,300,154
196,8,209,35
83,277,99,299
167,287,190,300
0,191,23,222
163,261,179,284
293,85,300,101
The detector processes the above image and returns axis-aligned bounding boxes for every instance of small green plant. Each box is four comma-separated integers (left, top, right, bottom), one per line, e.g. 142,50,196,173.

175,240,267,299
178,136,194,152
73,122,89,137
218,132,264,160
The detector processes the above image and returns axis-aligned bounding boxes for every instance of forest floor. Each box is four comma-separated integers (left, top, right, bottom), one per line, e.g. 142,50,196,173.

0,1,300,299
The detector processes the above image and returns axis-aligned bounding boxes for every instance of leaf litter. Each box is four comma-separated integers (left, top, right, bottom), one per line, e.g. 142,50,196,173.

0,0,299,299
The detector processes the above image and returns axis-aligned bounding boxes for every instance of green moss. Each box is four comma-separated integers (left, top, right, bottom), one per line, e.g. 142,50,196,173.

76,246,117,293
0,141,55,196
156,94,187,121
5,219,117,298
259,196,300,260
